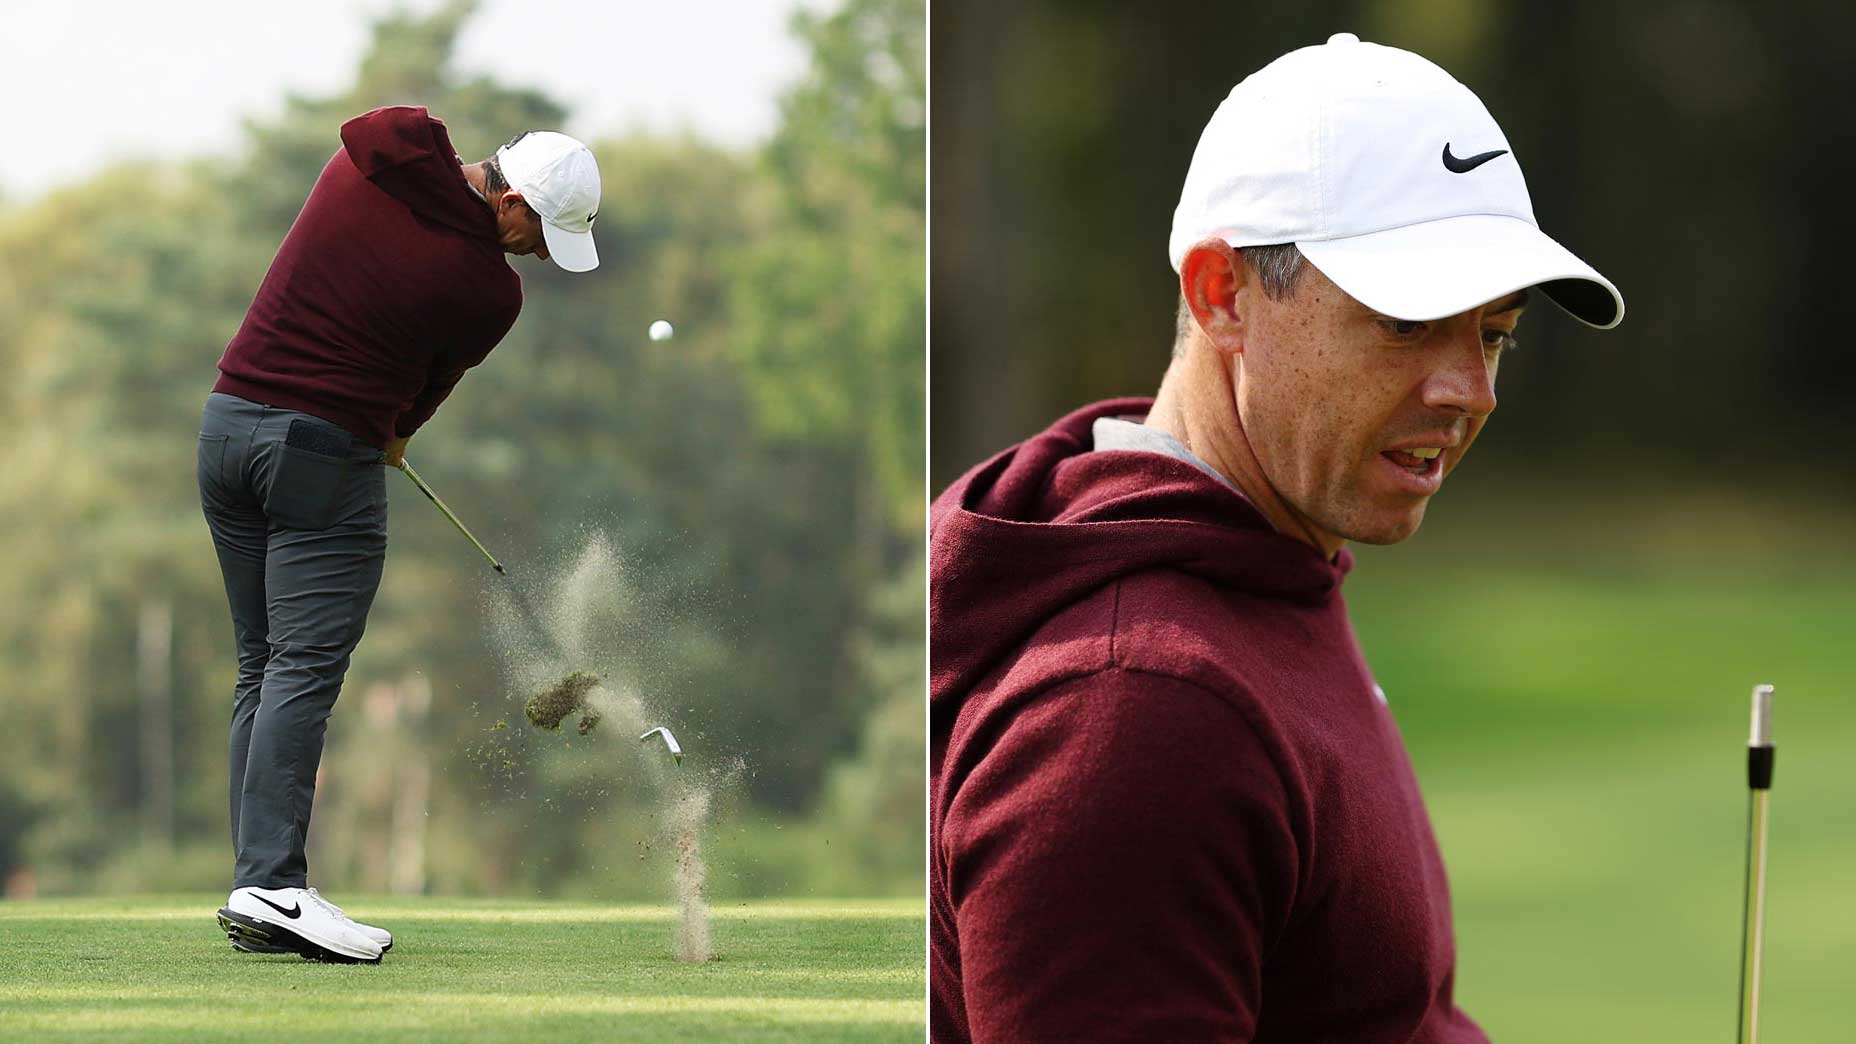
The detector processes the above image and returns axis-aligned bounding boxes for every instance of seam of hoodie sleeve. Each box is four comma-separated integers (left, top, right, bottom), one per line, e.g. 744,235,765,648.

1107,579,1122,665
1089,664,1306,948
977,665,1305,860
1025,662,1311,925
943,664,1303,1029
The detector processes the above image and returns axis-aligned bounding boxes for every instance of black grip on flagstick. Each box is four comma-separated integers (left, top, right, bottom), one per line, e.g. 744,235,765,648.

1748,746,1775,790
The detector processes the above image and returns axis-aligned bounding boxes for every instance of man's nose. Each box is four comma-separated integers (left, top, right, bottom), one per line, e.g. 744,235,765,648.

1420,329,1498,418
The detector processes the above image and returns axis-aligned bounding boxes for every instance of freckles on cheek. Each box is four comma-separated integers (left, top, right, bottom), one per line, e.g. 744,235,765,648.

1277,334,1340,488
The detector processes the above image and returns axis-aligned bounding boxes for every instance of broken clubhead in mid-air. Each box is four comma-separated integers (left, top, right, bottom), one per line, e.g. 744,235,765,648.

641,727,683,766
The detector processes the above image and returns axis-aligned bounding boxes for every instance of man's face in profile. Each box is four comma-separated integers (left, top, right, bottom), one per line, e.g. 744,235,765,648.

1234,262,1527,547
497,193,550,260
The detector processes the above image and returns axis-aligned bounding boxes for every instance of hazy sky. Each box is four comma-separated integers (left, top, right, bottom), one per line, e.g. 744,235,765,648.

0,0,827,202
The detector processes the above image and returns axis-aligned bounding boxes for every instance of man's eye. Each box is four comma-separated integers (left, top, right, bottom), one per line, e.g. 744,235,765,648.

1378,318,1426,337
1483,329,1519,353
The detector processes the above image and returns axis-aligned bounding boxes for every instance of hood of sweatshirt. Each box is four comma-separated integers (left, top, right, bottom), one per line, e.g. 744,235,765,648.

929,397,1351,706
340,105,500,244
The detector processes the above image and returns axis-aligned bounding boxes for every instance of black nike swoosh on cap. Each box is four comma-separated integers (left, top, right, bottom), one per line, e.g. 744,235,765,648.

1442,143,1509,173
252,894,302,919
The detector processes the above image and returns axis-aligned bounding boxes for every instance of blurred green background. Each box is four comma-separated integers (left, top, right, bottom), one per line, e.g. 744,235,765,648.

932,1,1851,1040
0,0,923,905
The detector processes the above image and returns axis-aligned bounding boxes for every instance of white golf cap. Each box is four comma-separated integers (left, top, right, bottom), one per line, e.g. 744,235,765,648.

1169,33,1623,328
497,131,601,273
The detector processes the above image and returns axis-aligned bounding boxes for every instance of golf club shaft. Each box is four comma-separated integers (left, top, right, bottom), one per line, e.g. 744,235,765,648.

1737,684,1775,1044
393,459,573,665
504,577,572,665
396,459,504,573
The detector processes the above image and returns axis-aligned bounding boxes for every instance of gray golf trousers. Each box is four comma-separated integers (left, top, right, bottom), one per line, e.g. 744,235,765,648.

197,392,388,890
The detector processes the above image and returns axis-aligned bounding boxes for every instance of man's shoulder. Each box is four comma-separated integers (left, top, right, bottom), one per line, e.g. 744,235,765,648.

941,661,1289,814
1107,566,1271,679
961,567,1279,727
955,564,1276,694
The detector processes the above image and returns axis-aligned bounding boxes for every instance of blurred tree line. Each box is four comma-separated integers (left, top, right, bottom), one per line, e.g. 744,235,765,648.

930,0,1856,493
0,0,923,900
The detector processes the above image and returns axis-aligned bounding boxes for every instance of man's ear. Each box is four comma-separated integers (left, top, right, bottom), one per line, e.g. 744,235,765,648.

501,191,527,216
1180,239,1249,354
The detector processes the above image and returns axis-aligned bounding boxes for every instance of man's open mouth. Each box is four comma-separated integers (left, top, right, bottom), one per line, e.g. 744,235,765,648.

1377,446,1446,494
1381,447,1443,474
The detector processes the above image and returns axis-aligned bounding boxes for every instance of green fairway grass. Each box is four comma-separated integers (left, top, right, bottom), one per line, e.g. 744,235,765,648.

0,897,924,1042
1347,533,1856,1043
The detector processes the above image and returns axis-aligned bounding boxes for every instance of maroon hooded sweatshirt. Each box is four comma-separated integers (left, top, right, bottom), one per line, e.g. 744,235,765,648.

930,398,1487,1044
213,105,522,448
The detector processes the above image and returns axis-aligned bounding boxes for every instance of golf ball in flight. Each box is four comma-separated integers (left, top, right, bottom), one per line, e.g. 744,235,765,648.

649,319,675,342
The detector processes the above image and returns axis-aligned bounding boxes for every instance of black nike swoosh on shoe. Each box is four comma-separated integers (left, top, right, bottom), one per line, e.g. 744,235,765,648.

1442,143,1509,173
251,894,302,919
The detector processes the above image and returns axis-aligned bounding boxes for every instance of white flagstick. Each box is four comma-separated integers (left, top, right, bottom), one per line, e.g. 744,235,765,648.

1738,684,1775,1044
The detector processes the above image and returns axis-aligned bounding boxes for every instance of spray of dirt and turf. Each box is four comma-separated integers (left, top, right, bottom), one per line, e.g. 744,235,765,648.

486,533,727,962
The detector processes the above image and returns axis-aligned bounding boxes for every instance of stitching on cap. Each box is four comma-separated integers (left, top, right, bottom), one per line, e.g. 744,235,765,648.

1312,94,1328,240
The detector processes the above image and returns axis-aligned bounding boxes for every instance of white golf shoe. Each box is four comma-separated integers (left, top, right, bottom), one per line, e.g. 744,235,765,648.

217,886,383,964
305,887,393,952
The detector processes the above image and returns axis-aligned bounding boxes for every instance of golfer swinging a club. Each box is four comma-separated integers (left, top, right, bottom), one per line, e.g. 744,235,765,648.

197,106,601,962
930,35,1624,1041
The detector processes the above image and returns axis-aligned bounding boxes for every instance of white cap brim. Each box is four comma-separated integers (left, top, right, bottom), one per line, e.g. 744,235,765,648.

541,220,598,273
1295,214,1623,329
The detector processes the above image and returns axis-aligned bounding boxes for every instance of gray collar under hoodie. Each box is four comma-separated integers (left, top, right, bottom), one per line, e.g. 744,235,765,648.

1090,416,1247,499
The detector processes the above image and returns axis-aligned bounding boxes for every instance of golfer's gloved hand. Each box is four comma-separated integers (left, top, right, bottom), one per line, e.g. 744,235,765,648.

385,436,410,468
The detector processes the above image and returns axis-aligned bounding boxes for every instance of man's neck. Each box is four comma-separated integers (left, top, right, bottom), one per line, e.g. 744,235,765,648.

1145,341,1344,559
460,161,494,207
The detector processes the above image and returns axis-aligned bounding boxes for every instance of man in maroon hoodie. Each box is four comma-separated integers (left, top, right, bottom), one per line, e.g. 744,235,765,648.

930,35,1625,1042
198,106,602,963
